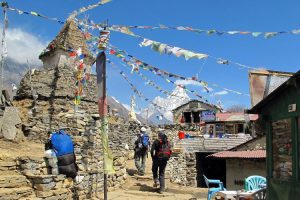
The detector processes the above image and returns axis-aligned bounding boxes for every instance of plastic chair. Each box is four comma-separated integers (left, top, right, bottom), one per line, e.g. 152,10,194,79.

203,175,226,200
244,175,266,191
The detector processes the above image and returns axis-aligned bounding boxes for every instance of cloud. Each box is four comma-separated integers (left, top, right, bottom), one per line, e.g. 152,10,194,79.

0,27,47,66
212,90,228,96
175,79,203,86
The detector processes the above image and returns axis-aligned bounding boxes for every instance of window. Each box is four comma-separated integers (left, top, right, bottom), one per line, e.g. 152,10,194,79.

184,112,192,123
237,124,244,133
272,119,292,180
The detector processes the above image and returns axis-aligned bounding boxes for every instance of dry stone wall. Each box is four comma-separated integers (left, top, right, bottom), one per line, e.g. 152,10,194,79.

168,152,197,187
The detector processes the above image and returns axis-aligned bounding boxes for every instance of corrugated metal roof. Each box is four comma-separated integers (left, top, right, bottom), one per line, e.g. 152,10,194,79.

248,70,293,107
173,136,252,153
208,150,266,159
216,113,258,122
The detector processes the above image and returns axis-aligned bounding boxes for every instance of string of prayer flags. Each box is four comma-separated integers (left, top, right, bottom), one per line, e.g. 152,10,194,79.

108,27,260,70
69,48,91,106
98,29,110,50
112,54,209,101
107,43,250,97
78,23,262,71
107,45,209,101
107,43,208,88
7,7,64,24
118,71,166,111
108,59,188,100
108,24,300,39
139,38,208,60
70,0,112,18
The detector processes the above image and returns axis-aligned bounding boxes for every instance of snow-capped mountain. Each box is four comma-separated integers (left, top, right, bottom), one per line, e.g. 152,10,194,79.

141,86,190,124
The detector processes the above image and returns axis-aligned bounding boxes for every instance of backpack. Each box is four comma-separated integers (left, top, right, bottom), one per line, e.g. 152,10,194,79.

51,130,74,157
140,134,149,150
157,141,171,160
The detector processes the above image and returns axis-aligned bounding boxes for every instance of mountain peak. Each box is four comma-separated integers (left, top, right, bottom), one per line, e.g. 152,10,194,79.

142,86,190,124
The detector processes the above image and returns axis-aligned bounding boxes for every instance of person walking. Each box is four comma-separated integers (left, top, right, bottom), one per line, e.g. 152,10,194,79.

134,127,150,175
151,131,172,194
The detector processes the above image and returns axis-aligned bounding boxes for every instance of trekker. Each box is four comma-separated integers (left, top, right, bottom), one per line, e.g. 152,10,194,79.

134,127,150,175
151,131,172,194
45,129,78,179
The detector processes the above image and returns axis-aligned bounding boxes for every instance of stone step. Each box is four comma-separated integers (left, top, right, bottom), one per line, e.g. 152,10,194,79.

133,175,153,181
34,188,71,199
25,174,68,192
0,160,19,175
0,187,34,200
0,175,28,188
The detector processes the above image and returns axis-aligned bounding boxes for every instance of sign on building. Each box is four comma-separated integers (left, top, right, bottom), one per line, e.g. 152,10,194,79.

201,110,216,122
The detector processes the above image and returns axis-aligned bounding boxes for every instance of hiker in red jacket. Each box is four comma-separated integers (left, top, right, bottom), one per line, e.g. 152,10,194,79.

150,131,172,194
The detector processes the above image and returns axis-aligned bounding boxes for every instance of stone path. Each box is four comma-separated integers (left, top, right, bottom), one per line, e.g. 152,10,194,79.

104,154,208,200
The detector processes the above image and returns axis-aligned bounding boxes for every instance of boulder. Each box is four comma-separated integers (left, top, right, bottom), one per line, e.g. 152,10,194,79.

1,107,22,140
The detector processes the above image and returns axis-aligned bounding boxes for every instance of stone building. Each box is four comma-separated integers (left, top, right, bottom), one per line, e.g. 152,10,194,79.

168,133,252,188
172,100,221,124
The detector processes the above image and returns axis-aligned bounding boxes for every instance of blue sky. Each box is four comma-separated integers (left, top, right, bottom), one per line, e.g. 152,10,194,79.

3,0,300,110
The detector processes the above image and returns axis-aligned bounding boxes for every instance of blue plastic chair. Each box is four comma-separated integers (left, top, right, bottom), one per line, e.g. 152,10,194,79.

203,175,226,200
244,175,266,191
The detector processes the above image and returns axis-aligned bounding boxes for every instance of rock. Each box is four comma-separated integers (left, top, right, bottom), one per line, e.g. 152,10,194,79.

34,181,56,191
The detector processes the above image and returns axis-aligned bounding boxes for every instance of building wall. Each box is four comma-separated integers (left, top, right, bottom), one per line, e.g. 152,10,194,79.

226,159,266,190
40,49,69,69
173,101,218,124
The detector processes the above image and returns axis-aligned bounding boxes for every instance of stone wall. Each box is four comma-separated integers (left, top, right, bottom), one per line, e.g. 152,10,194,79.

12,96,145,199
168,152,197,187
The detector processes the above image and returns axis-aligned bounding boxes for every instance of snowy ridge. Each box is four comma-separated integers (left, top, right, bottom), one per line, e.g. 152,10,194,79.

141,86,190,124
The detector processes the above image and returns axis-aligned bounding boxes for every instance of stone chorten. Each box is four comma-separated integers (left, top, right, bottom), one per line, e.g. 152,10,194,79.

39,19,94,68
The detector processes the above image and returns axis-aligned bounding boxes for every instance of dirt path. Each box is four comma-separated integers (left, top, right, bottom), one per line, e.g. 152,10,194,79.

107,152,208,200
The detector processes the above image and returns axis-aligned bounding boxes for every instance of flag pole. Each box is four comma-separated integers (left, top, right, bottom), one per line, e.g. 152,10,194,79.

96,20,114,200
96,51,108,200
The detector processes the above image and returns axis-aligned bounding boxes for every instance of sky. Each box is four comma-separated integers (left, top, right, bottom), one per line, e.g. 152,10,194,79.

2,0,300,111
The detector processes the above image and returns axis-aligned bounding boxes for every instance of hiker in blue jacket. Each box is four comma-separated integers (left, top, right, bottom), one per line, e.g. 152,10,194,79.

134,127,150,176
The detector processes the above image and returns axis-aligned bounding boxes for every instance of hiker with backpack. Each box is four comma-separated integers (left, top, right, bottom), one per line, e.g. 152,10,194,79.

45,129,78,179
150,131,172,194
134,127,150,176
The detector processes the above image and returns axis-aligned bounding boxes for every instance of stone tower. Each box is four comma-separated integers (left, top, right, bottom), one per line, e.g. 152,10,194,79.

39,19,94,68
15,18,98,140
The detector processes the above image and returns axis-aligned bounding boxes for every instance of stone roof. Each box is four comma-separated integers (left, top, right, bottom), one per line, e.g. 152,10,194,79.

39,19,94,65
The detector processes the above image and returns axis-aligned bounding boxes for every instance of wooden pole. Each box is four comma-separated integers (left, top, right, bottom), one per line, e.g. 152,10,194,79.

96,52,108,200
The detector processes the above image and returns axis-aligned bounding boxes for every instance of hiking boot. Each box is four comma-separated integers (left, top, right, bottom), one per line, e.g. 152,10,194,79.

138,171,145,176
153,180,159,187
158,189,164,194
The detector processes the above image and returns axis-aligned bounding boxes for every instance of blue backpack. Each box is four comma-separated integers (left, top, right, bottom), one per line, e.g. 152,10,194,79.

51,130,74,157
141,134,149,150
